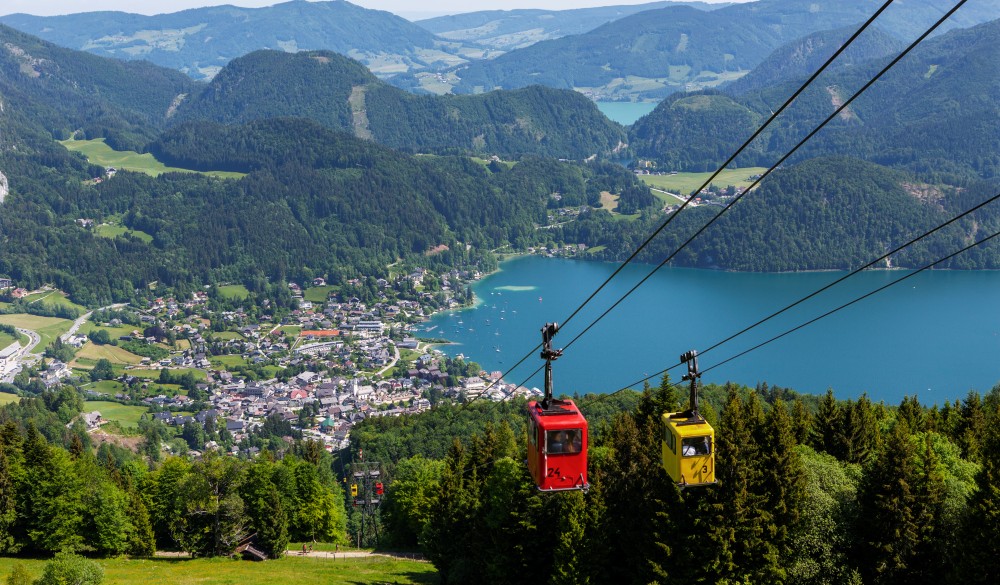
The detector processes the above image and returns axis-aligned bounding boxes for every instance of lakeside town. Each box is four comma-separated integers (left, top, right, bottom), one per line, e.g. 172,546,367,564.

0,269,547,458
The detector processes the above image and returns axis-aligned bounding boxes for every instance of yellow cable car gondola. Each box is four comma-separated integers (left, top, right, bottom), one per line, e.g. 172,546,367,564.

662,350,716,487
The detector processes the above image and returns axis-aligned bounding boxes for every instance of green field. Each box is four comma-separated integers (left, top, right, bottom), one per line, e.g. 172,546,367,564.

95,223,155,243
218,285,250,300
0,555,436,585
81,380,125,396
84,400,149,429
304,285,337,303
210,354,247,369
80,321,140,340
0,392,20,406
73,342,145,367
640,167,768,195
59,138,246,179
129,368,207,381
211,331,245,341
0,314,74,351
276,325,302,337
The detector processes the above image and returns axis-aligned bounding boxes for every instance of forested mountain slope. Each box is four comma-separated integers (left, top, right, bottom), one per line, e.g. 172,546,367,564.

0,24,200,151
564,157,1000,271
722,25,906,95
630,17,1000,181
173,50,627,159
439,0,1000,102
0,0,479,80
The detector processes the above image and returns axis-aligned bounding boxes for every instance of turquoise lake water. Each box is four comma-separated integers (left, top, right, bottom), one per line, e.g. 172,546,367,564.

596,101,658,125
418,256,1000,404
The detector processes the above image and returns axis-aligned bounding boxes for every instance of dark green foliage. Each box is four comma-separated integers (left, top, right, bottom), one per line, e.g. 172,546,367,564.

630,91,764,172
581,157,1000,272
855,421,922,585
173,49,626,160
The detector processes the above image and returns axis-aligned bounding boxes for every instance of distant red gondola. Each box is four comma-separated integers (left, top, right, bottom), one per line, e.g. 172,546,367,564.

526,323,589,492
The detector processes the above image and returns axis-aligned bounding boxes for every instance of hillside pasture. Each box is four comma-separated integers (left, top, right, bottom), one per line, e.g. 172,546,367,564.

60,138,245,179
640,166,768,195
83,400,149,429
70,342,145,369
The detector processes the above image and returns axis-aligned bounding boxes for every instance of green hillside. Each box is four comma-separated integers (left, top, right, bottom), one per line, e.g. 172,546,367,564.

173,50,627,159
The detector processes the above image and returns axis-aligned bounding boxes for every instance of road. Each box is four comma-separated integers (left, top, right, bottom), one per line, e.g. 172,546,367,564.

60,303,127,343
375,343,401,376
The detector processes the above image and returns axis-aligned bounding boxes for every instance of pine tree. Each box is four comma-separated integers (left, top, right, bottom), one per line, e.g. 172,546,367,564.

0,446,16,553
791,398,813,446
841,394,879,465
955,418,1000,584
907,433,946,585
855,421,919,585
759,399,807,580
958,391,986,463
812,388,843,458
898,395,926,433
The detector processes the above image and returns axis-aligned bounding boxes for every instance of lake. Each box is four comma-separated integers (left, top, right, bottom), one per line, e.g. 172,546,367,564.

418,256,1000,405
596,101,658,125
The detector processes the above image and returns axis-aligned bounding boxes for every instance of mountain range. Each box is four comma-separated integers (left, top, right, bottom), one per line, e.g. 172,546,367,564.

416,1,727,51
0,6,998,305
0,0,482,81
436,0,1000,101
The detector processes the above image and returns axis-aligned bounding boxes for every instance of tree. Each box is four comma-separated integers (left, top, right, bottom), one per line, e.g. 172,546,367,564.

786,446,862,585
955,419,1000,584
382,455,446,547
90,359,115,382
855,421,919,584
812,389,843,458
174,451,247,557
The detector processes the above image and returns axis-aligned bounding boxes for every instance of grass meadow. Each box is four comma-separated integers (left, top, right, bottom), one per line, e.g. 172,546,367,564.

640,167,768,195
83,401,149,430
0,555,437,585
60,138,245,179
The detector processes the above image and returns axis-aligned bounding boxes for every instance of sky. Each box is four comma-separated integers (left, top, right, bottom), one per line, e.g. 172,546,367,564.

0,0,745,20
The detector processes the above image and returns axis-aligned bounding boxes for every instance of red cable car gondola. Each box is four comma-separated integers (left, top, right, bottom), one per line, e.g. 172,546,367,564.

527,323,589,492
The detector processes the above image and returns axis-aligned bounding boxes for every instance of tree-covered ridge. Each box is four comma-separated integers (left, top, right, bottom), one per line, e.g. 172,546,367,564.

0,109,653,304
566,157,1000,271
172,50,377,131
722,25,906,96
172,49,627,160
0,24,201,152
346,375,1000,585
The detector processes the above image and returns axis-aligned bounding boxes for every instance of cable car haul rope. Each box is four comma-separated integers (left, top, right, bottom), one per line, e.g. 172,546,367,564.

508,0,977,493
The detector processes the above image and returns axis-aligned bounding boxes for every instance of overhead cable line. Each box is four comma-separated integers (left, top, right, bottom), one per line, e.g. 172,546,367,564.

506,0,971,397
463,0,901,403
608,195,1000,394
701,227,1000,375
508,0,970,391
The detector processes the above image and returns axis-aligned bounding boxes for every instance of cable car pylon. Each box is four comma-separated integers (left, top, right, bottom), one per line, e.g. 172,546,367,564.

661,350,717,488
526,323,589,492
